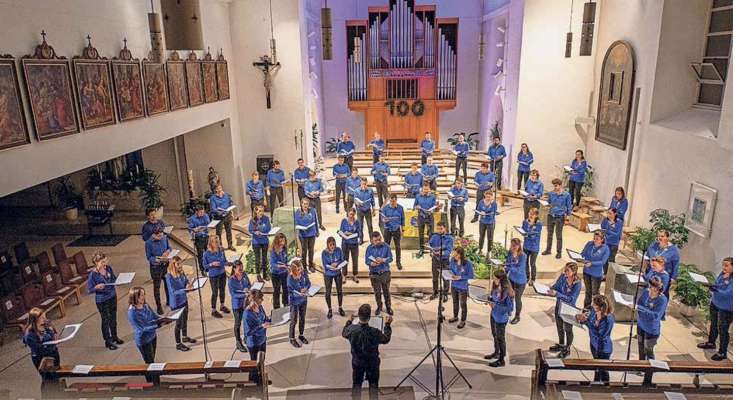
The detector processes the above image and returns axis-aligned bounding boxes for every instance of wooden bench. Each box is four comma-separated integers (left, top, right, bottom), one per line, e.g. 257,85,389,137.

532,349,732,399
39,354,268,399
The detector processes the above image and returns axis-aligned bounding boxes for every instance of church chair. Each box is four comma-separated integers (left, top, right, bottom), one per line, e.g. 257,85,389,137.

58,259,85,287
0,294,28,332
20,283,63,318
36,251,55,274
41,271,77,310
71,251,93,278
13,242,31,265
51,243,73,266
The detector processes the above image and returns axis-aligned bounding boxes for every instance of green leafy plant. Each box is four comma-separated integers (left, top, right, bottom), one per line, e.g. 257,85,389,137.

325,137,339,155
139,169,166,210
629,227,657,253
674,263,715,308
446,132,480,150
52,177,82,210
559,164,596,195
648,209,689,247
455,236,506,279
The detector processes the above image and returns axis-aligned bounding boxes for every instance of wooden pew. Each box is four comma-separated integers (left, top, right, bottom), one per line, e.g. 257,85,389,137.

39,354,269,399
532,349,733,400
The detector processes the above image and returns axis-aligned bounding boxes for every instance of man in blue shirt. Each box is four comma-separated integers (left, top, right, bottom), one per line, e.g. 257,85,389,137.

420,156,439,190
304,170,326,231
209,185,236,251
471,162,495,223
698,257,733,361
345,169,361,211
145,228,172,314
368,131,385,164
365,231,393,315
420,131,434,165
404,163,423,198
487,136,506,190
294,158,311,202
448,178,469,237
453,133,470,182
354,178,376,241
542,178,572,259
187,205,211,275
246,171,265,216
371,155,391,208
414,184,438,257
523,169,544,219
266,160,286,218
428,222,454,301
333,155,351,213
336,132,356,171
142,208,167,242
380,194,405,270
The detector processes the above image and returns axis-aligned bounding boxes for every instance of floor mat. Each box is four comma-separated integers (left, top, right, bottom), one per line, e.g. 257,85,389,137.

67,234,129,247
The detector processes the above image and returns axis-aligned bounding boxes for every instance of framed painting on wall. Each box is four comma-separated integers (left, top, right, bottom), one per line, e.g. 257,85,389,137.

0,55,30,150
73,37,116,130
111,40,144,122
21,32,79,140
185,51,204,107
216,51,230,100
166,51,188,111
142,59,169,116
202,50,217,103
685,182,717,238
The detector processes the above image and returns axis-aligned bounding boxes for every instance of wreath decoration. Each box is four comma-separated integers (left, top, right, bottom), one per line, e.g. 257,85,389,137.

396,100,410,117
411,99,425,117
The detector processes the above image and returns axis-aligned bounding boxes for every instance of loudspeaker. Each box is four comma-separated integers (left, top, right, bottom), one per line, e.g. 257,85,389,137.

256,154,274,179
580,2,596,56
321,7,333,60
565,32,573,58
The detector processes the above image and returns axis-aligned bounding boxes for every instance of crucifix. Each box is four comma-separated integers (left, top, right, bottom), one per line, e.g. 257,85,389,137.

252,54,280,109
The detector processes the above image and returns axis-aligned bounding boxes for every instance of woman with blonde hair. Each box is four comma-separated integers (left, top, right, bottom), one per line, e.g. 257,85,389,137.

86,251,123,350
287,259,311,347
23,307,59,378
165,256,196,351
203,235,230,318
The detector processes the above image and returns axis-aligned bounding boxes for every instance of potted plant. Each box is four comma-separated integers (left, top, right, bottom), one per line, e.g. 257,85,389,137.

53,177,82,221
674,264,714,317
139,169,166,218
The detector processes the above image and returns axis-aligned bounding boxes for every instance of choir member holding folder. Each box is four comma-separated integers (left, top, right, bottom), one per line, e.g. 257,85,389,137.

142,208,167,242
600,208,623,275
506,239,528,324
345,169,361,210
472,162,495,215
522,208,542,282
414,183,438,258
453,133,469,182
365,231,394,316
203,236,231,318
420,156,439,190
336,132,356,171
322,237,346,318
229,260,251,352
294,158,310,202
580,231,610,309
380,194,405,270
575,294,614,382
340,209,362,283
371,155,391,207
404,163,423,198
127,287,172,382
23,307,60,378
698,257,732,361
368,131,385,164
246,171,266,216
244,289,271,384
645,230,680,298
567,150,587,208
354,178,376,240
249,204,272,281
475,190,498,257
333,156,351,213
428,222,454,302
288,260,311,347
522,170,543,219
636,276,668,384
516,143,533,191
165,256,197,352
548,262,581,358
269,233,290,308
266,160,286,218
643,256,671,294
486,269,514,367
209,184,236,250
610,186,628,221
304,170,326,231
295,198,319,273
542,178,572,259
86,252,123,350
448,178,469,237
187,205,211,275
448,247,474,329
420,131,435,165
487,136,506,190
145,228,172,314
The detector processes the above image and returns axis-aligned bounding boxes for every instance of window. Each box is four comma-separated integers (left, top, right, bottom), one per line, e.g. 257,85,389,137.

386,79,418,99
691,0,732,108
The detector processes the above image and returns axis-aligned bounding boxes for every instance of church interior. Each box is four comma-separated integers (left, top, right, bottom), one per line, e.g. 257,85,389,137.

0,0,732,399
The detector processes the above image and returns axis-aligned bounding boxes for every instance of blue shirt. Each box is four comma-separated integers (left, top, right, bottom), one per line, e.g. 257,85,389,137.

333,163,351,183
127,304,160,346
340,218,362,245
548,191,572,217
371,162,391,184
474,170,495,191
86,266,117,303
454,142,469,158
370,139,385,156
346,176,362,195
243,305,269,347
428,233,454,261
248,216,272,246
490,290,514,323
475,199,497,225
187,214,211,238
165,273,189,310
209,192,234,218
601,218,623,246
228,274,251,310
637,291,668,336
142,219,166,242
487,144,506,161
569,159,588,183
585,311,614,353
246,180,265,200
354,188,375,212
304,179,324,199
270,248,289,276
414,193,437,216
380,204,405,232
449,186,468,208
505,251,528,285
336,140,355,157
581,241,610,279
522,220,543,252
321,248,344,277
404,172,423,196
517,151,534,172
711,272,732,311
288,273,311,306
294,166,311,187
645,243,681,280
644,268,671,294
420,139,435,156
145,237,171,266
295,208,319,238
524,179,544,201
551,274,581,308
365,243,393,275
23,328,58,360
266,169,286,188
610,197,628,221
450,259,474,291
202,250,227,277
420,164,439,182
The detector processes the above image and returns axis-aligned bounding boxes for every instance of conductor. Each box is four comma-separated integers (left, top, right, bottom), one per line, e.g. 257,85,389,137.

343,303,393,398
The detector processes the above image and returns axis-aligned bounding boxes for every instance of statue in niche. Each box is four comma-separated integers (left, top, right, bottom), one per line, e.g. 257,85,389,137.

595,41,636,150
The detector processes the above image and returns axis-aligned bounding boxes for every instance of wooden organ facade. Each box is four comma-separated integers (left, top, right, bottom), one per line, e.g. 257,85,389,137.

346,0,458,148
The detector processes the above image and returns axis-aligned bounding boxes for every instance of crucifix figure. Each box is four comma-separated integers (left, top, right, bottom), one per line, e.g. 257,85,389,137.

252,54,280,109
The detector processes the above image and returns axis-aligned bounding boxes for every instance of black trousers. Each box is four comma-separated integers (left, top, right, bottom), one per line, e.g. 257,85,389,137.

604,245,618,276
342,243,359,276
512,282,525,319
370,272,391,309
335,181,347,212
384,229,402,264
475,188,487,208
555,302,574,347
372,153,380,164
272,273,289,309
524,249,538,281
345,156,354,171
352,358,380,397
583,274,602,309
375,182,387,208
357,210,374,240
248,343,266,384
426,179,437,190
299,236,316,270
708,302,733,355
345,194,355,211
269,187,284,218
490,317,507,361
450,206,465,236
431,257,449,295
253,244,268,276
325,274,344,309
308,197,324,227
545,215,564,255
517,170,530,191
289,302,307,339
591,346,611,382
455,157,467,181
452,287,468,321
138,338,157,382
421,154,428,165
194,236,208,275
637,326,659,383
96,296,118,344
568,181,583,207
149,264,170,310
479,223,495,253
523,199,540,220
210,274,226,309
32,350,60,380
215,213,234,248
234,308,244,344
174,305,188,343
417,214,434,253
492,161,503,190
297,185,306,202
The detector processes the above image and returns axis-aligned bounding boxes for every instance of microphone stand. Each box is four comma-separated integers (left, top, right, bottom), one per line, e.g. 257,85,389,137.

189,246,211,371
622,239,653,383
